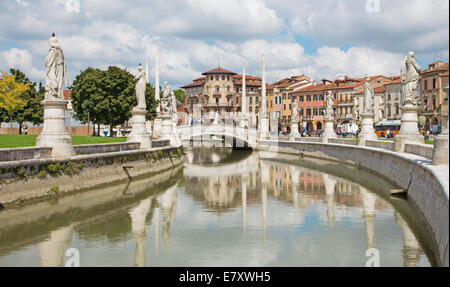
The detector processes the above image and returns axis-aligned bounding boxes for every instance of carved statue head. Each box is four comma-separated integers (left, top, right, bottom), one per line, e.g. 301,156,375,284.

408,51,415,58
365,77,370,83
138,63,143,71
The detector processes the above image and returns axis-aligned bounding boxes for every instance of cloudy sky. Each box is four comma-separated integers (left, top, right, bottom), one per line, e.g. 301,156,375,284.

0,0,448,88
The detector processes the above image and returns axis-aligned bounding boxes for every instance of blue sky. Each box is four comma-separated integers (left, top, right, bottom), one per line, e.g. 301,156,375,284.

0,0,448,88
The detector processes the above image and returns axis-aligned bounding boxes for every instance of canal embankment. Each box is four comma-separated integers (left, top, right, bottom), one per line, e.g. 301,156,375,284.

0,141,183,207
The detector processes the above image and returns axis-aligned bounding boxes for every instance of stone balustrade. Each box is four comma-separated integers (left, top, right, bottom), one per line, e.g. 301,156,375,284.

404,143,434,160
0,147,52,162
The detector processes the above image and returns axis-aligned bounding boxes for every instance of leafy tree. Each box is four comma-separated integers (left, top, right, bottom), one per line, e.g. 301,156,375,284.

9,69,44,133
0,71,30,129
70,66,157,136
173,89,185,103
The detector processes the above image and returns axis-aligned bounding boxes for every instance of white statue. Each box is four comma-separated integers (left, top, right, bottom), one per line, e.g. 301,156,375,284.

134,63,147,109
44,33,70,100
363,77,374,113
161,81,174,115
291,99,299,123
325,91,335,120
401,51,422,106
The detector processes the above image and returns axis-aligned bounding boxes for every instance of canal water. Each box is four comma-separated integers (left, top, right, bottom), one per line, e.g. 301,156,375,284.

0,148,434,267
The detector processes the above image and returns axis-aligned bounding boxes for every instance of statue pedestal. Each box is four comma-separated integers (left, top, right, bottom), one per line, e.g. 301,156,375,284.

160,114,179,146
289,123,300,141
394,105,423,152
259,116,269,140
358,112,378,146
432,123,449,165
321,120,337,143
36,100,74,157
127,107,152,149
152,116,162,139
240,115,249,128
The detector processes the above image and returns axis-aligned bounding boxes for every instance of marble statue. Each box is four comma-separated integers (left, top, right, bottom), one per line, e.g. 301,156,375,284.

325,91,335,120
44,33,70,100
401,51,422,106
291,99,298,123
161,81,174,115
134,63,147,109
363,77,374,113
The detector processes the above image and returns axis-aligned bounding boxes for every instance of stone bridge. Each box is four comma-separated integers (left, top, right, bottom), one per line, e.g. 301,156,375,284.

175,124,260,148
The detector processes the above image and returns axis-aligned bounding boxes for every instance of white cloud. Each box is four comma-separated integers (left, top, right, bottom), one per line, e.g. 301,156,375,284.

0,48,43,79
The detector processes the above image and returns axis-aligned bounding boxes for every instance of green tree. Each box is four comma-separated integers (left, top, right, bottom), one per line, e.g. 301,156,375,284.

0,71,30,129
70,66,157,136
173,89,185,103
9,69,44,133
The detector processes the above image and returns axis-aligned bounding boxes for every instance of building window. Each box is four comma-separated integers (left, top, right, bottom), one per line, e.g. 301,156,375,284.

306,108,311,116
222,75,225,80
289,104,291,110
319,94,324,101
313,108,318,116
216,97,219,104
388,94,391,101
216,75,219,80
292,96,297,102
215,86,219,92
306,95,311,101
424,79,428,90
227,86,230,92
433,79,437,89
275,97,277,104
313,95,318,101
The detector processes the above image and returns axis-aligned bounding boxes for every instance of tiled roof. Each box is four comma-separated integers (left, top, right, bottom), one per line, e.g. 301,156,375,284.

374,86,386,93
440,70,449,77
202,67,237,75
422,62,449,74
180,81,205,89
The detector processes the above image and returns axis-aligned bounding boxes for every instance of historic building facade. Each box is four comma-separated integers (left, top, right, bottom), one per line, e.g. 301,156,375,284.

419,61,449,131
181,67,261,124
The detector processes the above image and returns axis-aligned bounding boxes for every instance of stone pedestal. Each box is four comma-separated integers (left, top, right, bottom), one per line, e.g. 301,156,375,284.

240,115,249,128
259,116,269,140
432,122,449,165
36,100,75,157
127,107,152,149
321,120,337,143
394,105,423,152
358,112,378,146
289,122,300,141
160,114,179,146
152,117,162,139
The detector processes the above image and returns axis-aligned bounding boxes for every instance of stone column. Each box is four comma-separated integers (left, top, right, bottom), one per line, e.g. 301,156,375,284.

321,120,337,143
129,197,152,267
394,104,424,152
38,226,73,267
241,63,248,128
395,211,423,267
432,118,449,165
358,112,378,146
259,55,269,140
153,54,162,139
127,107,152,149
36,100,75,157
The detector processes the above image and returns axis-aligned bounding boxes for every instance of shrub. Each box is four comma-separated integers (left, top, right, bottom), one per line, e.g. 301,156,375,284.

36,169,47,179
49,186,59,195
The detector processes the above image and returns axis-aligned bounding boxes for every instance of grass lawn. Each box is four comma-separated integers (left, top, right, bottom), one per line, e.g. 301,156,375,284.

379,138,434,145
0,134,126,148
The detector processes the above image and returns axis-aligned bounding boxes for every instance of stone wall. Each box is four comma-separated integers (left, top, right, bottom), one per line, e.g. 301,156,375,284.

257,140,449,267
405,143,434,159
0,147,52,162
328,138,358,145
365,140,394,150
73,142,140,155
0,146,183,206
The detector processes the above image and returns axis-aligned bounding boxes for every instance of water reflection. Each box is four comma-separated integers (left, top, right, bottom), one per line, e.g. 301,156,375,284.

0,148,434,267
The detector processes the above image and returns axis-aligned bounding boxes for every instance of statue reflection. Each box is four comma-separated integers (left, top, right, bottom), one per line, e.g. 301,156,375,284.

241,174,248,238
38,225,73,267
128,197,152,267
160,185,178,245
395,211,423,267
360,187,377,250
321,174,337,227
